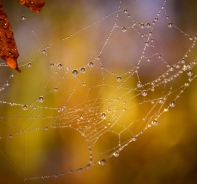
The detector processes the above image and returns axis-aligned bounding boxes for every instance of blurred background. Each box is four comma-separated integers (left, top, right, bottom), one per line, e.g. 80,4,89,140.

0,0,197,183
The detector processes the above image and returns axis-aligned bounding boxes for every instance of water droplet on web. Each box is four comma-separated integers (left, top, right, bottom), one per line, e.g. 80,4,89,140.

45,127,48,130
142,90,147,96
28,63,32,67
184,83,189,87
96,56,100,60
122,27,127,32
189,36,193,41
107,121,111,125
88,62,94,68
132,137,137,141
147,58,151,62
54,87,58,92
140,23,144,29
57,63,62,69
22,105,28,110
187,70,193,76
176,64,180,68
113,151,119,157
145,42,150,46
170,101,175,107
9,134,13,138
168,22,173,28
137,81,142,88
72,69,78,77
50,63,54,68
77,168,83,172
80,67,86,73
169,66,174,72
10,102,14,106
98,159,106,165
38,96,44,102
85,164,90,169
116,76,122,82
146,23,151,28
5,81,9,86
124,10,128,14
164,108,169,112
82,82,86,86
21,16,26,21
152,120,158,126
101,112,106,119
42,49,46,54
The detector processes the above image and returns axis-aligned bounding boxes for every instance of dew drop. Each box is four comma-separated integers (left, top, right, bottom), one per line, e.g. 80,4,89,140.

168,22,173,28
107,121,111,125
50,63,54,68
146,23,151,28
140,23,144,28
88,62,94,68
147,58,151,62
82,82,86,86
116,76,122,82
5,81,9,86
85,164,90,169
189,36,193,41
96,56,100,60
72,69,78,77
28,63,32,67
113,151,119,157
142,90,147,96
9,134,13,138
187,70,193,76
137,81,142,88
57,63,62,69
170,101,175,107
38,96,44,102
54,87,58,92
101,112,106,119
80,67,86,73
132,137,137,141
169,66,174,72
10,102,14,106
122,27,127,32
164,108,169,112
98,159,106,166
152,120,158,126
77,168,83,172
22,105,28,110
42,49,46,54
124,9,128,14
3,22,8,29
45,127,48,130
21,15,26,21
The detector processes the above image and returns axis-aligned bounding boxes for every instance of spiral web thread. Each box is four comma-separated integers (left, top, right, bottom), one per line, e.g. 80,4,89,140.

0,0,196,180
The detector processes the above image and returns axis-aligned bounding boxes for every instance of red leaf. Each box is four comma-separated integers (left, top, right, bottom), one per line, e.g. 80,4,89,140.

0,0,21,72
18,0,45,13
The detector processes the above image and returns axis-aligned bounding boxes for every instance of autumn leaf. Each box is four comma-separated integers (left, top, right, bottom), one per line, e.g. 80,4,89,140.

18,0,45,13
0,0,45,72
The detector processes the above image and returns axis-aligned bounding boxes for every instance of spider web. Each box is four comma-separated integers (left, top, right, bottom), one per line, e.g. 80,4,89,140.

0,0,197,182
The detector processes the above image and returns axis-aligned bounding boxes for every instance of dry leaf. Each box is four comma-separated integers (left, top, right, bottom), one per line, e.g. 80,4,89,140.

0,0,45,72
0,0,21,72
18,0,45,13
